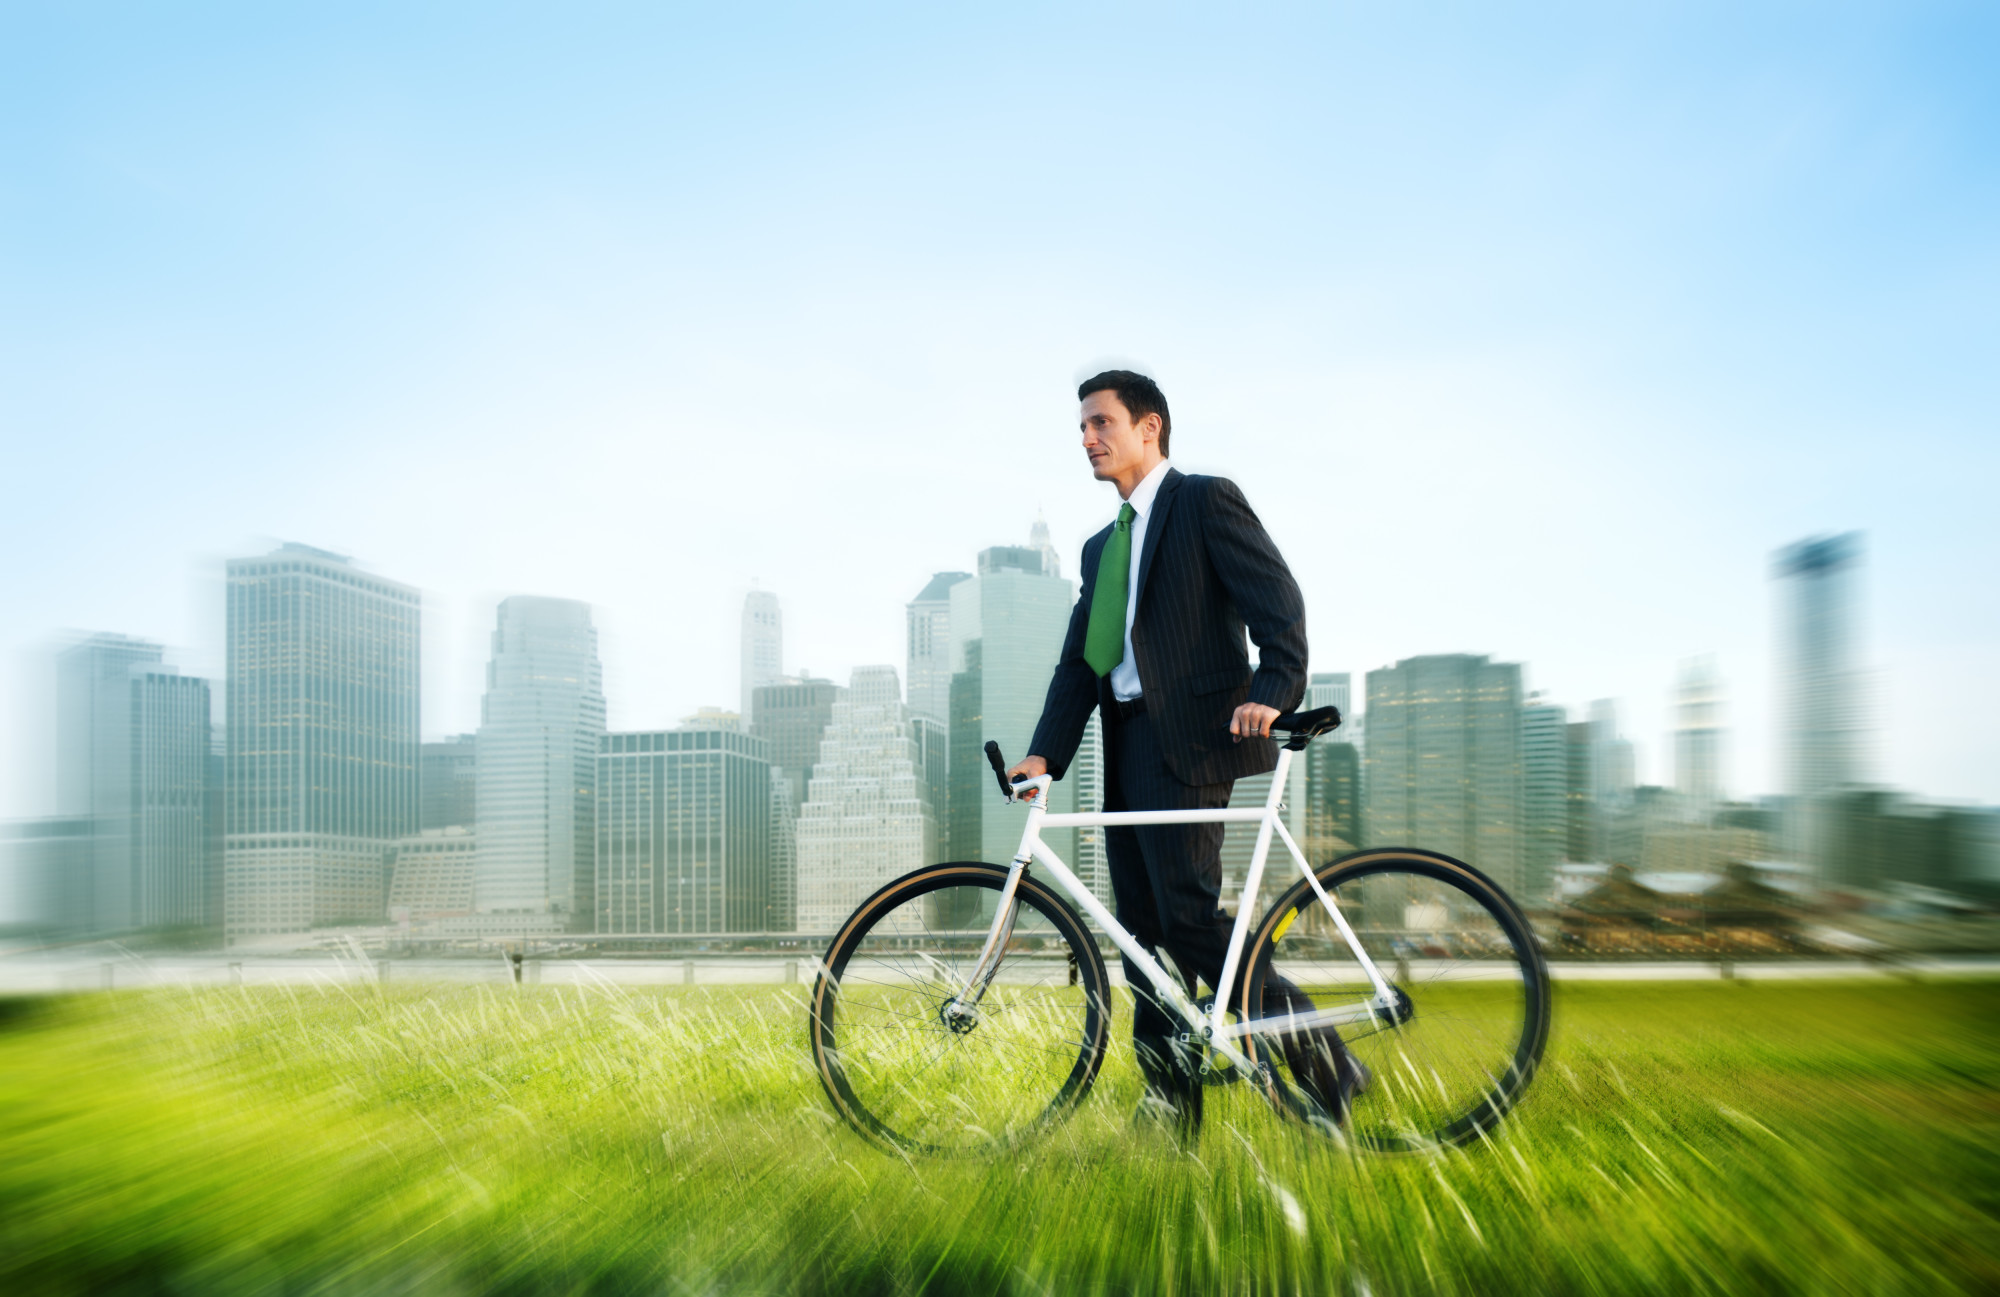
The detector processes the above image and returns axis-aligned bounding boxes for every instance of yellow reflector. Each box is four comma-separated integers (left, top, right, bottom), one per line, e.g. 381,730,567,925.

1270,907,1300,944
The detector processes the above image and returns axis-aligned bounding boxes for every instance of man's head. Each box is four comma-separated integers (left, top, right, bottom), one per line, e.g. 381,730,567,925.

1078,370,1170,494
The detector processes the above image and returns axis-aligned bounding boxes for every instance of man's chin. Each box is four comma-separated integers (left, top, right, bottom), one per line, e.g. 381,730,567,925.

1088,460,1115,481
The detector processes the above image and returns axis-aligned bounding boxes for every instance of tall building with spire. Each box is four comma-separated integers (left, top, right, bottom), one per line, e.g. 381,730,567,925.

474,596,605,928
794,666,937,932
740,590,783,723
225,544,419,942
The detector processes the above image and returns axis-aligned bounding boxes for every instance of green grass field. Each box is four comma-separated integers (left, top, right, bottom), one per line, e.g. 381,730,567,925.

1,977,1995,1295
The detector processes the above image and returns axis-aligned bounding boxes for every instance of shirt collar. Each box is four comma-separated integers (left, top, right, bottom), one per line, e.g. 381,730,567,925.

1124,459,1172,520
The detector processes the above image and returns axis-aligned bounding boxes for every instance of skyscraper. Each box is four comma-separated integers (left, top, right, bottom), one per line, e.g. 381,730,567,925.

911,712,949,832
1520,699,1568,905
1305,672,1351,718
225,544,419,942
596,726,773,934
54,634,218,935
767,773,798,931
1588,700,1635,812
1673,655,1725,814
1565,720,1598,862
1364,654,1524,896
420,734,477,830
57,633,158,934
1774,533,1866,865
475,596,605,928
1305,739,1362,857
1301,671,1361,866
752,677,844,803
794,666,937,932
1028,510,1063,581
751,674,844,932
129,665,215,931
906,571,971,723
740,590,783,722
947,541,1076,869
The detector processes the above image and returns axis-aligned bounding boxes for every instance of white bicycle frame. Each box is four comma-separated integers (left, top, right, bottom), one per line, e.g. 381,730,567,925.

943,741,1401,1077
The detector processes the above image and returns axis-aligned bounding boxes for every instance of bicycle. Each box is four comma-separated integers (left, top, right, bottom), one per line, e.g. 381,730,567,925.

808,706,1550,1156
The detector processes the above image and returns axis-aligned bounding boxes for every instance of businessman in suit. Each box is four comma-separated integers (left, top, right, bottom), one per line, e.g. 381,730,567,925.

1009,370,1366,1140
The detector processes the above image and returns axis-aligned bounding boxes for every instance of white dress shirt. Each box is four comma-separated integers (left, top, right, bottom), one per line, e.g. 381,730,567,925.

1109,458,1172,702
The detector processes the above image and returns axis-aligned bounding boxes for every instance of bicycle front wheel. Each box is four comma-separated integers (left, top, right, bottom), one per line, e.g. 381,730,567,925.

810,863,1111,1155
1237,849,1550,1152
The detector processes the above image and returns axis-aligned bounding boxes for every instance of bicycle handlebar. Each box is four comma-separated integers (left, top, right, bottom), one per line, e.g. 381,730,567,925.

983,741,1018,798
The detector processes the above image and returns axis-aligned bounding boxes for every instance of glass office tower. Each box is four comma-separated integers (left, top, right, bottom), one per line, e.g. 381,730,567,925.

597,727,773,934
1363,654,1524,898
224,544,419,941
475,596,605,928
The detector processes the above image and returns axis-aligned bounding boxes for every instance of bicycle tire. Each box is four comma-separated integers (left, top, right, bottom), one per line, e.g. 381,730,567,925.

810,862,1111,1155
1236,848,1550,1152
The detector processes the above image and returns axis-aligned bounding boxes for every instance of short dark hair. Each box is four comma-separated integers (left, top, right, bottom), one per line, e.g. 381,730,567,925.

1078,370,1171,456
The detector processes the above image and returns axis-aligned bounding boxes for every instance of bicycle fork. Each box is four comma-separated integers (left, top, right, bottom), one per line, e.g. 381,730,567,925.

940,849,1029,1031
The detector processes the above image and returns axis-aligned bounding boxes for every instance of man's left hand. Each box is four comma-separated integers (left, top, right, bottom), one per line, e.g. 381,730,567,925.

1230,702,1281,742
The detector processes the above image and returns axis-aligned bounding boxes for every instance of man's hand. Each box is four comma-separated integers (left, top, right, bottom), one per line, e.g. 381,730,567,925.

1007,755,1049,783
1230,702,1281,742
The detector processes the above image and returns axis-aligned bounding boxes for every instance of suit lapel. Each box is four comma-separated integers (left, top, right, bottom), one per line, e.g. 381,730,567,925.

1132,467,1183,615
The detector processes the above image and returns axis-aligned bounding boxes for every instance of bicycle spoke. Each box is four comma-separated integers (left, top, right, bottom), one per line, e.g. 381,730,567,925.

1240,853,1547,1150
814,874,1107,1154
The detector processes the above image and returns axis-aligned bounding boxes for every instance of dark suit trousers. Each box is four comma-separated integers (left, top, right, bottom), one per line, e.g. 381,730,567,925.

1104,707,1320,1092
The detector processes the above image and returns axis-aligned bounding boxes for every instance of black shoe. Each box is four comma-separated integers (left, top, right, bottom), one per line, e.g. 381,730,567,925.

1134,1037,1205,1145
1289,1039,1372,1127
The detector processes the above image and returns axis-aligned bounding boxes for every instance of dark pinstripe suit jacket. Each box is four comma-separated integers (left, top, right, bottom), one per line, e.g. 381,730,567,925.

1028,468,1308,788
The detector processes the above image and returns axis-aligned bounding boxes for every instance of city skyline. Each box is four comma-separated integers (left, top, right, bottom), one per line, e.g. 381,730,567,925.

2,519,1985,818
2,9,1994,816
6,521,1990,936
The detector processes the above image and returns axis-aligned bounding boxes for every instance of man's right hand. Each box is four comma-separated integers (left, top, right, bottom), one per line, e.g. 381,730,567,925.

1007,755,1049,784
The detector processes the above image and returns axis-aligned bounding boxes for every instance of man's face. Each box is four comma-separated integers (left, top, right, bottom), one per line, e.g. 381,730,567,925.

1079,389,1160,483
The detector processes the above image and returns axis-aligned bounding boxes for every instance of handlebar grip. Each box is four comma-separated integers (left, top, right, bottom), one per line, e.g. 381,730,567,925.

983,741,1013,798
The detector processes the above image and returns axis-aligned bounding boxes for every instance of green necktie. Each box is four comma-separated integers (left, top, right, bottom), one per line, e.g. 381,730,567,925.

1084,503,1138,677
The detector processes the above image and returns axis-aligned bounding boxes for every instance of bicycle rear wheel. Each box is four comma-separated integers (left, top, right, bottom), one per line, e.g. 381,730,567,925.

810,863,1111,1155
1237,849,1550,1152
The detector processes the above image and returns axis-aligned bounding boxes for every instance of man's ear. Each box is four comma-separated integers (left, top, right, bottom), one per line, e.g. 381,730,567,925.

1141,412,1163,444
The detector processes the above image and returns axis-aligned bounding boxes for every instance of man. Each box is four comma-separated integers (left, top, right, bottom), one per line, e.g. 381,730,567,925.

1009,369,1366,1141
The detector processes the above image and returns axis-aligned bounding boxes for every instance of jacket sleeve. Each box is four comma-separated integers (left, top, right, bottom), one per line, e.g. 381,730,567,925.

1201,477,1308,714
1028,532,1104,781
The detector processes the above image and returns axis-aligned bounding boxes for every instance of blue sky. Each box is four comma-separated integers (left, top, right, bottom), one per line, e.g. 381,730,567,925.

2,2,1995,812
